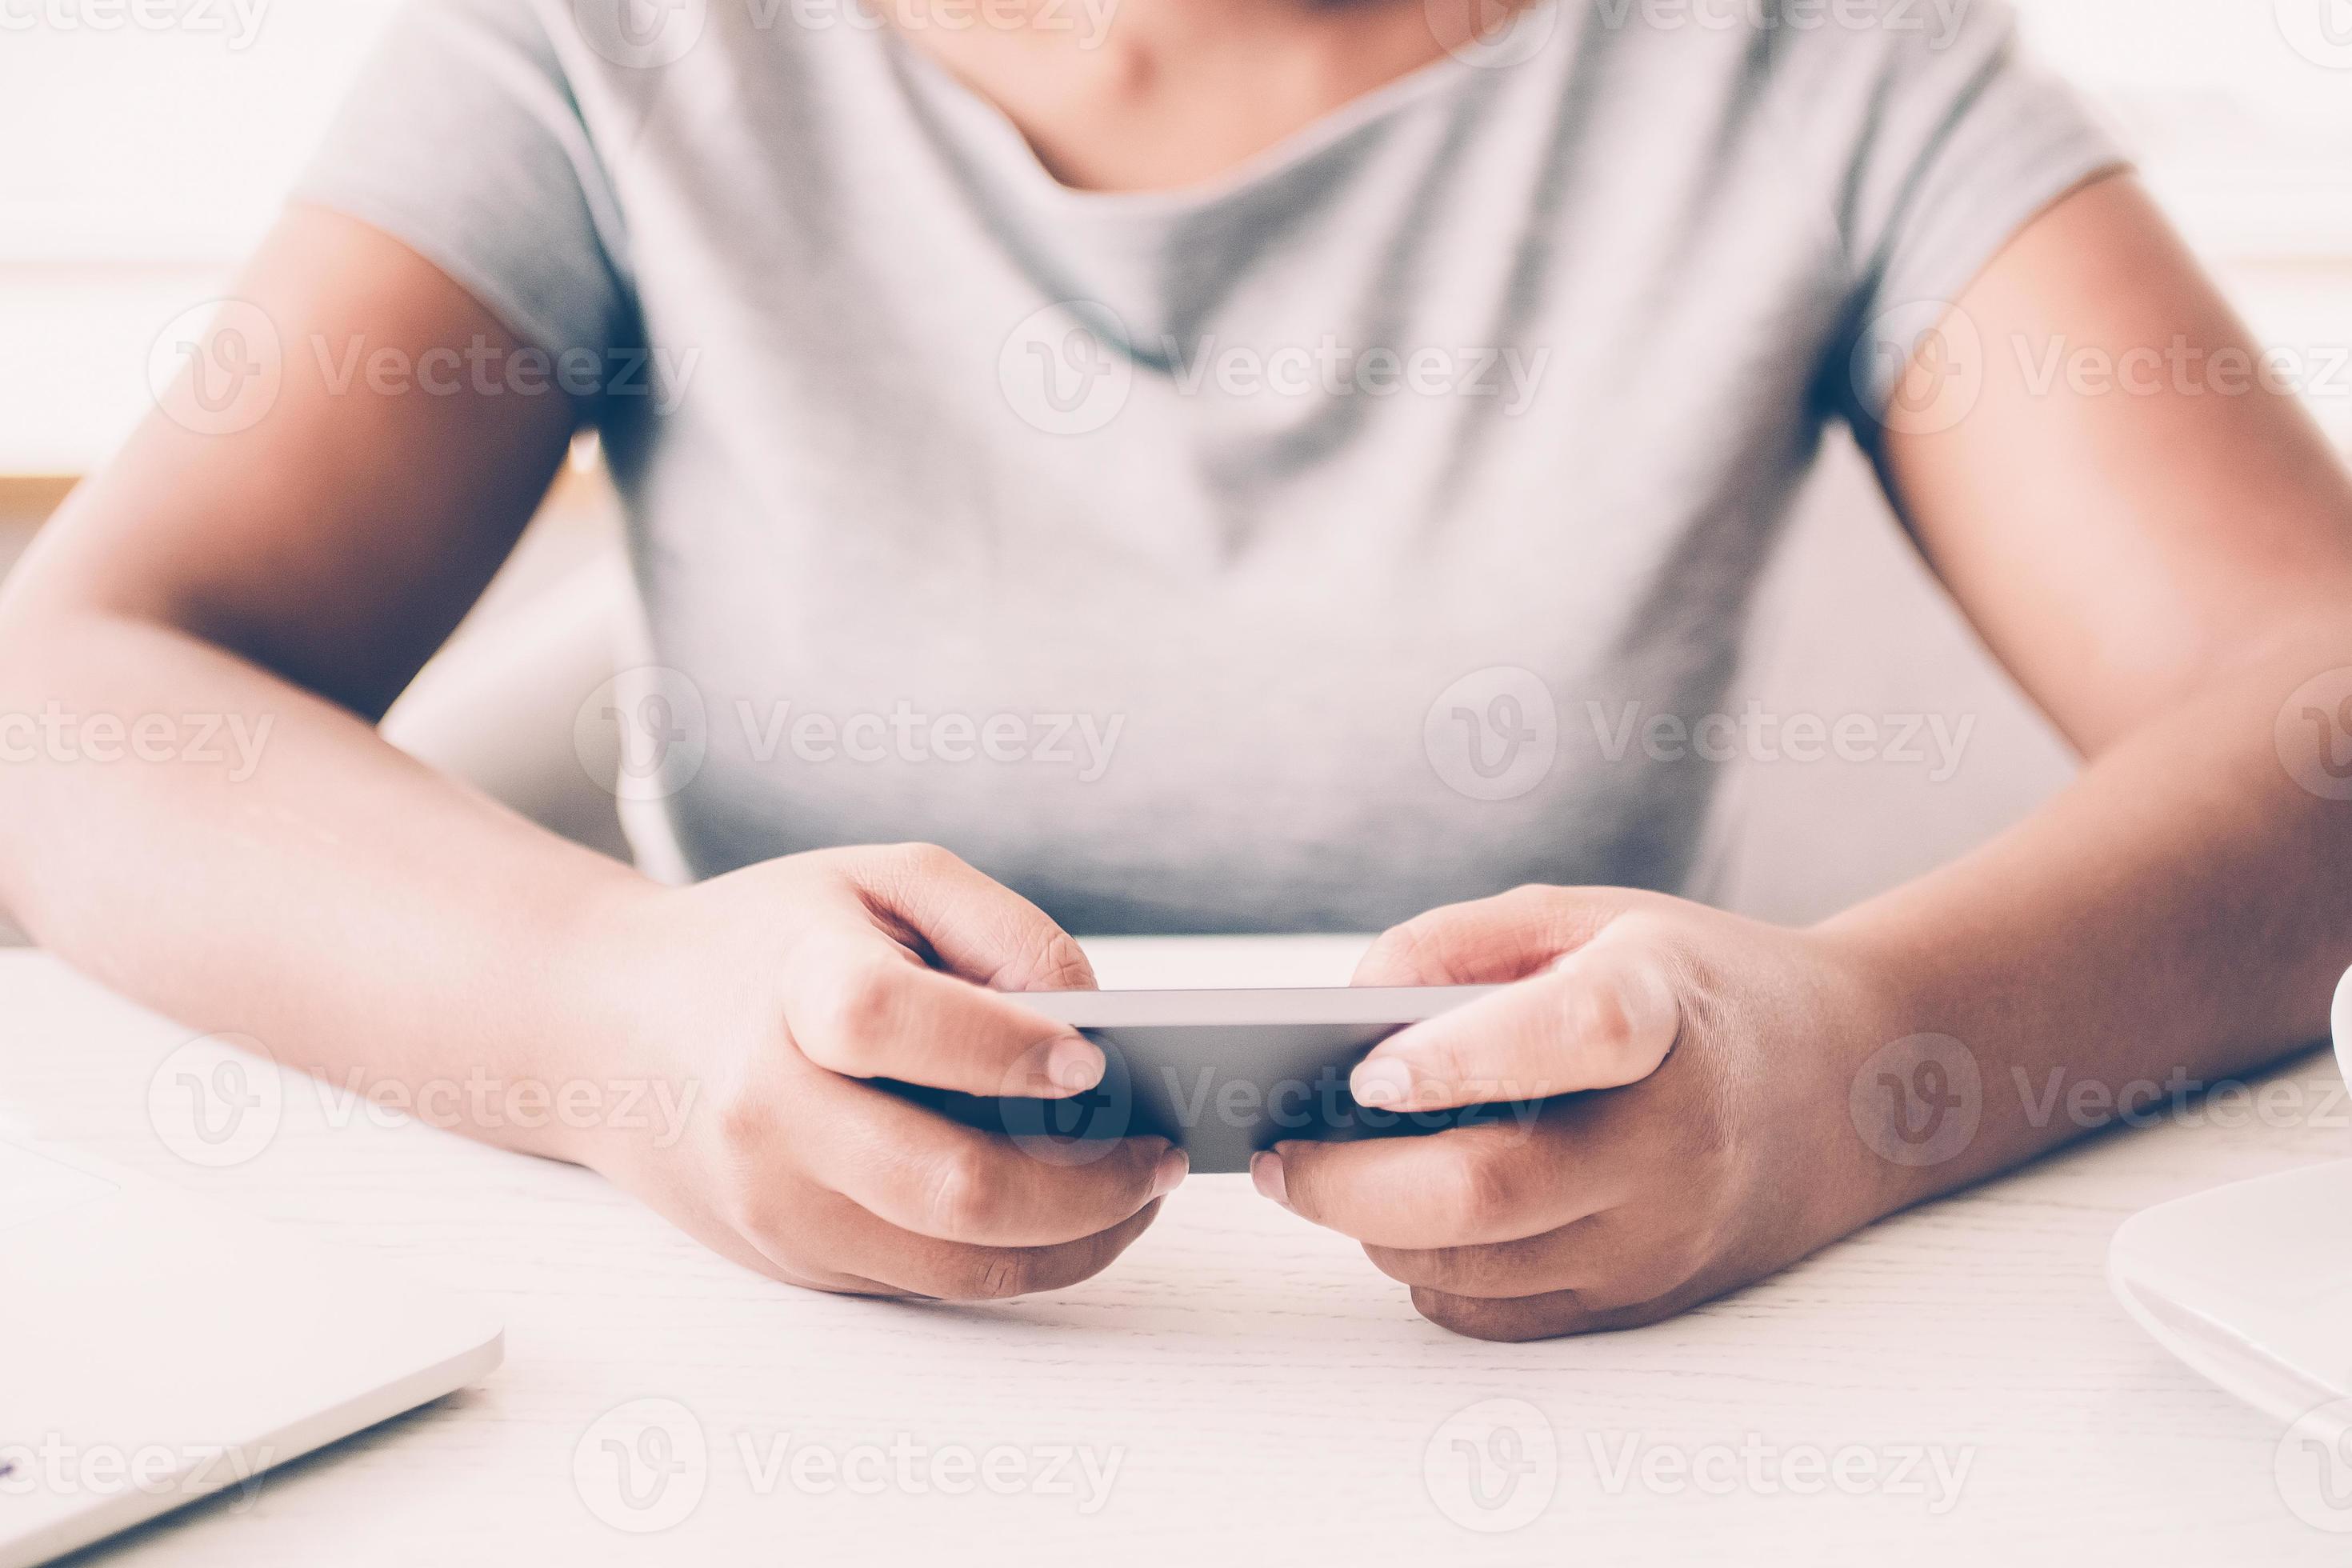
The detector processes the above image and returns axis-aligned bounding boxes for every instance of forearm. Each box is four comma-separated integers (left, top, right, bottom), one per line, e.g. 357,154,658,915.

0,608,652,1159
1822,634,2352,1202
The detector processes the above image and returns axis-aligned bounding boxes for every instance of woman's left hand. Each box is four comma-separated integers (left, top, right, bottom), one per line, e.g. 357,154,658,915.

1250,886,1910,1341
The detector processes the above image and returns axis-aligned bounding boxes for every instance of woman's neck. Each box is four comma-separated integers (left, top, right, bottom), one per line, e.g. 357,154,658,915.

879,0,1502,192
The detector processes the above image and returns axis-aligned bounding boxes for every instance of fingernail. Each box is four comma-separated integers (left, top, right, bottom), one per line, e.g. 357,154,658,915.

1351,1056,1415,1110
1249,1150,1289,1207
1149,1146,1189,1200
1044,1034,1104,1093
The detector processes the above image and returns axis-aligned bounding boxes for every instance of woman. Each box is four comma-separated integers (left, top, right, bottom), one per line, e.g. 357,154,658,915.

2,0,2349,1339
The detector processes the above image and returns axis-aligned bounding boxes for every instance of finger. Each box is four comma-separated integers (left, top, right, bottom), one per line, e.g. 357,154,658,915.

819,1190,1167,1302
1349,925,1680,1112
781,924,1108,1098
1358,1214,1613,1301
802,1070,1188,1247
1352,885,1630,986
616,1174,914,1299
1359,1206,1708,1310
835,842,1096,991
1408,1281,1706,1342
1255,1109,1610,1250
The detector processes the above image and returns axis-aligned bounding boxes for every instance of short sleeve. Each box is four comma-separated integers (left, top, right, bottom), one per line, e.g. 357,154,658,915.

291,0,635,364
1814,0,2128,442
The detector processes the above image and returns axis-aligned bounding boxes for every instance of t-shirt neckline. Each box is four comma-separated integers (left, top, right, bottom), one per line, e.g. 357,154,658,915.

878,14,1538,219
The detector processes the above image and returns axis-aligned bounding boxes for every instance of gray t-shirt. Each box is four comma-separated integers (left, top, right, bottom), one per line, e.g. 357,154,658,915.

298,0,2119,934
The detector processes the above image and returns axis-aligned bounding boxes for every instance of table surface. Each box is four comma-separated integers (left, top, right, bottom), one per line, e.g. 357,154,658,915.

8,938,2350,1564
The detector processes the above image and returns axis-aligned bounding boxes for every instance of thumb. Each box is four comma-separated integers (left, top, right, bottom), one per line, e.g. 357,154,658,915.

1350,913,1683,1112
1353,885,1634,987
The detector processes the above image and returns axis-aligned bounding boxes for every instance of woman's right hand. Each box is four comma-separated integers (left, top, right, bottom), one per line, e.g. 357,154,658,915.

567,842,1186,1300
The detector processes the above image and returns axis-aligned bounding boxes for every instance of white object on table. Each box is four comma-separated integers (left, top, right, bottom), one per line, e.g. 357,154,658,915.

2102,965,2352,1470
0,1135,502,1568
5,942,2350,1564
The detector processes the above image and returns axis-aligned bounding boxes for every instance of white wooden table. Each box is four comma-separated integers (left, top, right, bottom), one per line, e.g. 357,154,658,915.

8,940,2350,1564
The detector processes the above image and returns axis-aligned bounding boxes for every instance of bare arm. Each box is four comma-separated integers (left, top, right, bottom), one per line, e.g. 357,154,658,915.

1848,170,2352,1193
1258,174,2352,1338
0,206,1182,1300
0,205,629,1103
